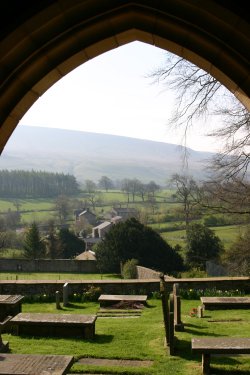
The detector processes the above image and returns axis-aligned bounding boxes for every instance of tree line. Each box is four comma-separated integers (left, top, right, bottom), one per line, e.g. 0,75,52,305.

0,170,79,198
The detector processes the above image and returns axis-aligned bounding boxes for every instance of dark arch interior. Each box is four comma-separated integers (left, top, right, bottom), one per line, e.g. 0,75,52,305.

0,0,249,153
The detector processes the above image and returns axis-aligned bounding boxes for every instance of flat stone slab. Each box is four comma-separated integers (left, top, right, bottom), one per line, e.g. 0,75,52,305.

98,295,147,308
192,337,250,354
77,358,153,367
98,294,147,302
200,297,250,309
0,353,74,374
10,313,97,339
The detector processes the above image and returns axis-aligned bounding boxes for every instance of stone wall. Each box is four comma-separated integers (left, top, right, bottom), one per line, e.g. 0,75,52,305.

136,266,161,279
0,277,249,297
0,279,159,297
0,258,97,273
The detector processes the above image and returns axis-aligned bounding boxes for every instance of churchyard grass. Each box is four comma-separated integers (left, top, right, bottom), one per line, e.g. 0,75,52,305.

3,298,250,374
0,272,120,280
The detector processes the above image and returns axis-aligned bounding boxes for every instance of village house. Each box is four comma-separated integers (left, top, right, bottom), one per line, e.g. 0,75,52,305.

110,207,138,220
75,208,97,226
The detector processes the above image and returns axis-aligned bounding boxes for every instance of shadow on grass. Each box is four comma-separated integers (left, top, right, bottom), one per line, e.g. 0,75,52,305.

184,322,208,328
88,333,114,344
211,369,250,375
145,303,157,309
61,303,89,310
183,328,222,336
209,356,250,375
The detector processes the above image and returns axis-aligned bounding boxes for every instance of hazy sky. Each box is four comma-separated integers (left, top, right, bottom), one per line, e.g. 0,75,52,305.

20,41,221,152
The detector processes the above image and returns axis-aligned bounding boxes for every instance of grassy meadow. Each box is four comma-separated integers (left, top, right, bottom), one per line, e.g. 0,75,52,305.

3,298,250,374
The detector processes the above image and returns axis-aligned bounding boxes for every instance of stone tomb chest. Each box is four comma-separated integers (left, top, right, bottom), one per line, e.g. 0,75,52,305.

0,295,23,321
10,312,97,339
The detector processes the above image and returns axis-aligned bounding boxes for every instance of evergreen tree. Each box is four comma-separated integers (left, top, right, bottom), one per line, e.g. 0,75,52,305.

23,222,46,259
186,223,223,270
45,221,61,259
95,218,184,274
58,228,84,258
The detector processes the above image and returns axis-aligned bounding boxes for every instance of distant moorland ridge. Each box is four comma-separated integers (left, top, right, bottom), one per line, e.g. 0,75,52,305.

0,126,214,184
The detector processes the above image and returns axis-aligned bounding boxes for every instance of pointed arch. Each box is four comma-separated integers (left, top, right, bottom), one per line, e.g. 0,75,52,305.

0,0,249,152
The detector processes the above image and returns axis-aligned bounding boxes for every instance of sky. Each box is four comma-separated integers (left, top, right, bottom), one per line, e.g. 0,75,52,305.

19,41,221,152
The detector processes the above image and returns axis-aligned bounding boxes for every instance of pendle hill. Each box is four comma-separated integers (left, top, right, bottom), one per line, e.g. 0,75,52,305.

0,126,214,185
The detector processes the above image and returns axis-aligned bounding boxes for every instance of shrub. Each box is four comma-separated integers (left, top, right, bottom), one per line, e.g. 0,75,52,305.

82,285,102,301
122,259,138,279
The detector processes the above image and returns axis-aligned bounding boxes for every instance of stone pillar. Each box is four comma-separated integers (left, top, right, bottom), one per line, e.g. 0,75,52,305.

63,282,69,307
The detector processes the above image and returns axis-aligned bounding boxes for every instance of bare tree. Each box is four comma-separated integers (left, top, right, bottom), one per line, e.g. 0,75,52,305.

148,53,250,181
98,176,114,191
84,180,96,193
198,179,250,215
170,174,199,227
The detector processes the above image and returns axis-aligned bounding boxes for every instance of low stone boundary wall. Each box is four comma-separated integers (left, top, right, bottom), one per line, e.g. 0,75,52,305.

136,266,161,279
0,277,249,297
0,258,97,273
0,279,159,297
165,277,250,293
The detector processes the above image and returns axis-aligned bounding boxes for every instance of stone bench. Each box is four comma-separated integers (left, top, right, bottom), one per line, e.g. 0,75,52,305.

192,337,250,375
98,294,148,308
0,353,74,375
9,312,97,339
200,296,250,310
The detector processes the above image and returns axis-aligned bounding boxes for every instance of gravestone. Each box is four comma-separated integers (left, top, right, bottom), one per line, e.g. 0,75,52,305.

198,305,204,318
63,283,69,307
173,283,184,331
56,291,61,309
159,274,169,346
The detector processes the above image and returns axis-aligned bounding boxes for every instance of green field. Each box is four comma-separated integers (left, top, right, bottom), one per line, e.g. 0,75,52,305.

0,272,120,280
0,194,248,251
3,298,250,374
0,198,55,212
161,224,248,250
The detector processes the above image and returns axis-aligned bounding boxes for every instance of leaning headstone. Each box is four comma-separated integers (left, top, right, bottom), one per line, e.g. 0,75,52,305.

63,283,69,307
197,305,204,318
56,291,61,309
173,283,184,332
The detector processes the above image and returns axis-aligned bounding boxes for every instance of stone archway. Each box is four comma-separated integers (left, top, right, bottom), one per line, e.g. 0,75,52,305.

0,0,249,152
